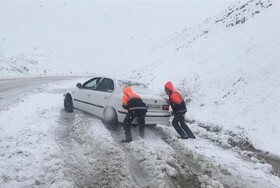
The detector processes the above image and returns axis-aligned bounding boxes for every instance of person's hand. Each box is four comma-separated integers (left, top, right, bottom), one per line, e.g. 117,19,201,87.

164,98,171,105
122,104,128,109
171,111,174,116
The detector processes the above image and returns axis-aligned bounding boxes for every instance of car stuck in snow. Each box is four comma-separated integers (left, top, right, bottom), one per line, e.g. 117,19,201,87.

64,76,170,128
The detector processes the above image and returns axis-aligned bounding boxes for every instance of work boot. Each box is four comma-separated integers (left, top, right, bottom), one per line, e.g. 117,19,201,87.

179,136,189,139
181,123,195,139
122,129,132,143
174,126,188,138
121,139,132,143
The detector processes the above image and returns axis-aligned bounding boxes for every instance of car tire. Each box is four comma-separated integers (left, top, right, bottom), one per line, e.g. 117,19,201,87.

64,93,74,113
103,106,118,130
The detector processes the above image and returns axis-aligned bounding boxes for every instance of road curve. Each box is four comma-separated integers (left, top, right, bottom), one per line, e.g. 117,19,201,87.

0,76,84,110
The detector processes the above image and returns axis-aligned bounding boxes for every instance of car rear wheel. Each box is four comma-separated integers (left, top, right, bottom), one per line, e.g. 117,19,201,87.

103,106,118,130
64,93,74,113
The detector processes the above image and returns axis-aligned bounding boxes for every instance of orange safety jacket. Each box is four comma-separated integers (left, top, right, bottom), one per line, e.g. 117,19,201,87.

165,81,187,113
122,86,147,111
122,86,141,105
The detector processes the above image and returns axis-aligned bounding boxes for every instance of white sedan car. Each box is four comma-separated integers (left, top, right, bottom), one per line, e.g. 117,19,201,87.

64,76,170,128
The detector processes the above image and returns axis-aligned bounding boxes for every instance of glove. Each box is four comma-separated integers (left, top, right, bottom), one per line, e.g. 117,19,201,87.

171,111,174,116
122,104,128,109
164,98,171,105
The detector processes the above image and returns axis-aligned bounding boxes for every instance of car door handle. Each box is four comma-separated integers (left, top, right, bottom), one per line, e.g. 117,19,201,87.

87,94,90,97
104,97,108,99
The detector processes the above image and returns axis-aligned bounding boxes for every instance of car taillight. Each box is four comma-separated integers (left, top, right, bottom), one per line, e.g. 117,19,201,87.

162,105,169,110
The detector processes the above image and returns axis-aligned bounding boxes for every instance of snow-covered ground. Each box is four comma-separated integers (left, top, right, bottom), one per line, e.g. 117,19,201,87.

0,78,280,187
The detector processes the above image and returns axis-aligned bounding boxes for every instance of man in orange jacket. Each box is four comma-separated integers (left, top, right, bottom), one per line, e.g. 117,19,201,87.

122,86,147,143
164,81,195,139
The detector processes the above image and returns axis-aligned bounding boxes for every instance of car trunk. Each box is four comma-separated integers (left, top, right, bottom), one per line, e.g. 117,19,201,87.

138,93,169,112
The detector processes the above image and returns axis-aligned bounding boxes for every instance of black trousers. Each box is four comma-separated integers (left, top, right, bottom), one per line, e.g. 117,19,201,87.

123,109,147,141
172,112,195,138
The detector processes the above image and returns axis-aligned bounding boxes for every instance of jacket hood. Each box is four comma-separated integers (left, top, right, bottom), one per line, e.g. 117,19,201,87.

123,86,133,94
164,81,174,91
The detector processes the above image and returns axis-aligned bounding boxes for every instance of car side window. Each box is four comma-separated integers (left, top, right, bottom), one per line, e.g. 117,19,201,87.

83,77,101,90
96,78,114,93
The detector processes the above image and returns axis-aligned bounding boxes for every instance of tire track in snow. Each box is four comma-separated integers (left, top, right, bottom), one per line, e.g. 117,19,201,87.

188,120,280,178
57,109,203,187
147,126,227,188
154,128,239,188
55,110,138,188
109,127,202,188
57,108,278,188
109,128,154,188
154,125,280,188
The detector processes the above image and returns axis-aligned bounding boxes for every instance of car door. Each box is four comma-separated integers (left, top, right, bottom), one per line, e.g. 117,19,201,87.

73,77,102,112
88,77,114,118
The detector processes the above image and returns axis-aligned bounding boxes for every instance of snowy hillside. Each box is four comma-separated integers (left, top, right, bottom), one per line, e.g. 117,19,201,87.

0,54,49,78
0,53,100,78
130,0,280,156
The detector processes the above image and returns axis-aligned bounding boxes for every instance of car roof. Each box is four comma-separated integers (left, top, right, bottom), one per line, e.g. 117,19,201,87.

86,75,147,91
90,75,145,85
87,74,141,83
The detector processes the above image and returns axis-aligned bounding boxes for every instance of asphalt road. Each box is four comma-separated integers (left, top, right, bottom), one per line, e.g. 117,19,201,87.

0,76,78,109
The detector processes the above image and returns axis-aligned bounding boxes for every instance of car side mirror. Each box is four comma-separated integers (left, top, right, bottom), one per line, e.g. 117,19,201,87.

76,83,82,88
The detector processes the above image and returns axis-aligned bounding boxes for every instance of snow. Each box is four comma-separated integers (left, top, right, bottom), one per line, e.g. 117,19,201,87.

154,124,280,187
0,54,48,78
1,0,280,187
1,78,279,187
0,79,216,187
130,0,280,156
0,81,75,187
0,0,235,77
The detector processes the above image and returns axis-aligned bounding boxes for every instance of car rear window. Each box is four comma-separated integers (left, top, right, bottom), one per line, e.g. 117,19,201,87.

118,80,147,89
118,80,154,94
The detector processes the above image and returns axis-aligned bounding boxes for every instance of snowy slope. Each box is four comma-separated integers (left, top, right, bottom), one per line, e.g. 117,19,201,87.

0,53,101,78
0,54,49,78
130,0,280,156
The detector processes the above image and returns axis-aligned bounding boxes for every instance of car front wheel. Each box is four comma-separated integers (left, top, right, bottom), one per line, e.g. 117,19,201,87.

103,106,118,130
64,93,74,113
